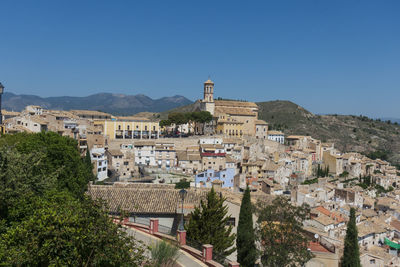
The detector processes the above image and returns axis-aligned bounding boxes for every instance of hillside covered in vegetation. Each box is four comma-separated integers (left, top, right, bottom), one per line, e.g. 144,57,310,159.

258,100,400,165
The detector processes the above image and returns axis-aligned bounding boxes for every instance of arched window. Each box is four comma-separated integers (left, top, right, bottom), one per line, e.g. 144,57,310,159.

127,125,130,130
118,125,121,130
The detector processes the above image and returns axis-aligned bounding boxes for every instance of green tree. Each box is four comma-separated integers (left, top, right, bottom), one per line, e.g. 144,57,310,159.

0,132,92,198
186,188,236,258
341,208,360,267
85,148,95,181
256,196,313,267
237,186,257,267
0,132,147,265
159,119,171,128
0,192,146,266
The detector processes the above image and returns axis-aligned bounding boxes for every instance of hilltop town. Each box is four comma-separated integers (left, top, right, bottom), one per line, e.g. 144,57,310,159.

2,79,400,266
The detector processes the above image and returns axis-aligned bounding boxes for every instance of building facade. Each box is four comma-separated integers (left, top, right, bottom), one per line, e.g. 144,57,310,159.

95,118,160,140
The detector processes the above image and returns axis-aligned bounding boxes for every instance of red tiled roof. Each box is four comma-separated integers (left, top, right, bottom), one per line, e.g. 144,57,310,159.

315,206,346,223
308,242,331,253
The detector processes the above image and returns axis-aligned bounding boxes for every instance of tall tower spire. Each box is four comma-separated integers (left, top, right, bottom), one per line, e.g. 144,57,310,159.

203,78,214,103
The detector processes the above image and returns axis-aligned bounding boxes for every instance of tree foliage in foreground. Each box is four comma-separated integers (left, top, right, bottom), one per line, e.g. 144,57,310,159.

341,208,361,267
0,132,146,266
256,196,313,267
186,187,236,258
160,111,213,127
237,186,257,267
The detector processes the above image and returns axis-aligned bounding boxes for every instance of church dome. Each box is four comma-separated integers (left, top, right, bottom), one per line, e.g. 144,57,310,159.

204,79,214,84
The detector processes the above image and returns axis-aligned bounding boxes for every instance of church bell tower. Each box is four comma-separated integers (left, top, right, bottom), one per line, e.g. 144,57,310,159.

203,79,214,103
200,79,215,116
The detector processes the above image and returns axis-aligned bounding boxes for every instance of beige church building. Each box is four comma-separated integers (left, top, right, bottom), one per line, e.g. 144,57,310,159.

195,79,267,137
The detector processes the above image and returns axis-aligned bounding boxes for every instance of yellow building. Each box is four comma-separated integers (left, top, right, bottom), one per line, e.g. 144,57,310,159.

214,100,258,136
216,119,244,137
94,116,160,140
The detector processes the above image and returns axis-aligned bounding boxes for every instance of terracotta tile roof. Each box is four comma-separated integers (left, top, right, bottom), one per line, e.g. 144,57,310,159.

268,130,284,135
88,185,207,214
358,221,386,237
70,110,111,117
201,144,224,149
134,140,155,147
114,116,150,122
215,106,257,116
214,100,258,108
107,149,123,156
1,110,20,116
308,242,331,253
315,206,346,223
222,137,240,144
225,155,236,163
314,214,336,226
255,119,268,125
391,219,400,231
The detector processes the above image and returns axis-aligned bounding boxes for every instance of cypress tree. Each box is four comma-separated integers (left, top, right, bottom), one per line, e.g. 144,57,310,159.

341,208,360,267
85,148,95,181
237,186,257,266
185,187,236,258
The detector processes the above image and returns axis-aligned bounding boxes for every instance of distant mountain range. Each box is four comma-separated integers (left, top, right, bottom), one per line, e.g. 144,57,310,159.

2,92,193,115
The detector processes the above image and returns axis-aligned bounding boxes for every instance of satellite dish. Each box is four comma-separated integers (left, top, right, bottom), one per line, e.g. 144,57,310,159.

314,233,319,239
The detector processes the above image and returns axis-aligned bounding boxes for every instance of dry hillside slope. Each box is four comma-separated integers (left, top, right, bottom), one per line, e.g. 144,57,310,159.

258,100,400,165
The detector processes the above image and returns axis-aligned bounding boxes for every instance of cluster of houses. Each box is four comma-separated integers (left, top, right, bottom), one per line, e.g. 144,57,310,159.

3,79,400,266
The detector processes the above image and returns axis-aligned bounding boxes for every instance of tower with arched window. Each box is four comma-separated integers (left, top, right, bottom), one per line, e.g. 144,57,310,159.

201,79,215,115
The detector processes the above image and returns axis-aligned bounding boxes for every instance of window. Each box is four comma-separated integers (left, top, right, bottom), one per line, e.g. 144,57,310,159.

370,259,375,264
102,167,106,171
127,125,130,130
124,161,129,166
118,125,121,130
97,168,101,172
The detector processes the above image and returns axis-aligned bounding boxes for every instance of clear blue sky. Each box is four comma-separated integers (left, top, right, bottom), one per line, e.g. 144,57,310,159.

0,0,399,117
